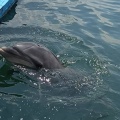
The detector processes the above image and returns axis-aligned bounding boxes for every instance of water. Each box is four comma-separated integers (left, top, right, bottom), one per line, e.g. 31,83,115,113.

0,0,120,119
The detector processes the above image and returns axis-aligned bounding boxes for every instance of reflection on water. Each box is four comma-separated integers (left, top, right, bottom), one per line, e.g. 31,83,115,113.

0,0,120,119
0,26,110,120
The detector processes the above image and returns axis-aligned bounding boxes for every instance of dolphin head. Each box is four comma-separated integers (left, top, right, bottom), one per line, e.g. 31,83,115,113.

0,42,63,69
0,46,37,68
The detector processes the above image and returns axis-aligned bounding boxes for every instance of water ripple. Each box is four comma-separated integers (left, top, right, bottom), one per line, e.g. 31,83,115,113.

0,0,120,119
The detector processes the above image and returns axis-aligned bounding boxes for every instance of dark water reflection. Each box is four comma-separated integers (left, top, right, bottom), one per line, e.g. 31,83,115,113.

0,0,120,119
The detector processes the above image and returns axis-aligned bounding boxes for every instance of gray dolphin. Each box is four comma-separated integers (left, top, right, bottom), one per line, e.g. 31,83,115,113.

0,42,63,69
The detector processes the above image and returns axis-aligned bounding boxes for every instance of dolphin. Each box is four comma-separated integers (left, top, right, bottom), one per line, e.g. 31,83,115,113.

0,42,63,69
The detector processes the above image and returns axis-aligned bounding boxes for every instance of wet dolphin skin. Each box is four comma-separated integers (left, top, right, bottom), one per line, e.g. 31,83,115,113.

0,42,63,69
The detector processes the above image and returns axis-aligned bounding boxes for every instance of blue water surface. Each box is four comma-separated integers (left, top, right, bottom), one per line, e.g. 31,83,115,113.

0,0,120,120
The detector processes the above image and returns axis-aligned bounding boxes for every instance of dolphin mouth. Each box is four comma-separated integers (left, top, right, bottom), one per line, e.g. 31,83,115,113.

0,46,36,68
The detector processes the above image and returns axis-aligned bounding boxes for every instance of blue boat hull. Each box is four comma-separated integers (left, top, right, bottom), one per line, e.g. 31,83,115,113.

0,0,17,19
